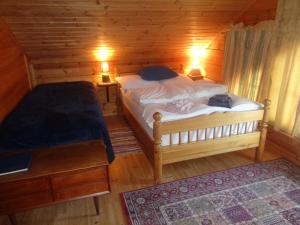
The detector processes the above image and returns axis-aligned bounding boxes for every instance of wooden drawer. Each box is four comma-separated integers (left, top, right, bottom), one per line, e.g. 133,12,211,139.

108,86,117,102
102,102,117,116
54,181,109,201
0,191,53,214
98,87,107,103
0,178,50,201
51,166,107,190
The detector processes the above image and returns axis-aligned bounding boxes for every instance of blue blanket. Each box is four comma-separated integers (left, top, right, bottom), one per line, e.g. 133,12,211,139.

0,81,115,163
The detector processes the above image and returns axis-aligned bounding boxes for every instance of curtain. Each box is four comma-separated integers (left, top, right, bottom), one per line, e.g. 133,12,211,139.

268,0,300,136
293,101,300,139
223,21,273,101
223,0,300,138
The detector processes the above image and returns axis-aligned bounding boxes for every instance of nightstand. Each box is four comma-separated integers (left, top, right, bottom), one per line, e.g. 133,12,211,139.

187,75,215,83
96,81,118,116
187,75,204,81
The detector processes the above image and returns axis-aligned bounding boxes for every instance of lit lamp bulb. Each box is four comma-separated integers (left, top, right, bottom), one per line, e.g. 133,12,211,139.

101,62,110,83
188,46,206,79
101,62,109,73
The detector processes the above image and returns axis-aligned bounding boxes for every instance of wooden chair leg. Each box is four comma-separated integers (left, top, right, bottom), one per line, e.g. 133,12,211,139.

8,214,18,225
93,196,100,215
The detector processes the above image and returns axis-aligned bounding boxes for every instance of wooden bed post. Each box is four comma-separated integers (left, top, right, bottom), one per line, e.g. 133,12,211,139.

116,82,122,115
153,112,162,184
256,99,271,161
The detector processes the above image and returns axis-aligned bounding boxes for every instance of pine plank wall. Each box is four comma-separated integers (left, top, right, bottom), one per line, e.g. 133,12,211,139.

0,18,30,122
0,0,278,86
203,0,277,82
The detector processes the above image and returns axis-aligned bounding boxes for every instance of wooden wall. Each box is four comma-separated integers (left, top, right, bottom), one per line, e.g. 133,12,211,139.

0,0,260,84
0,0,278,85
0,18,29,121
237,0,278,26
202,34,225,82
203,0,278,82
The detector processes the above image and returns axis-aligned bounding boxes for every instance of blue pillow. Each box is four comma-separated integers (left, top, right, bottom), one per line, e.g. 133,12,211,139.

138,66,178,81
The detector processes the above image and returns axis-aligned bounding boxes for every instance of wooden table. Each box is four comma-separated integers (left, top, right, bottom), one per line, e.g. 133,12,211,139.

0,141,110,225
96,81,118,116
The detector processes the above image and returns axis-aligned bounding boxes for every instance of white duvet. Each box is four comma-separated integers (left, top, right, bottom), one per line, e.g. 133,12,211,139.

122,75,262,128
142,95,262,127
128,76,228,104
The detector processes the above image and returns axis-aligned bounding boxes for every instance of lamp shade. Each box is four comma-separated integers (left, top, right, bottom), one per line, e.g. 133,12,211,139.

101,62,109,73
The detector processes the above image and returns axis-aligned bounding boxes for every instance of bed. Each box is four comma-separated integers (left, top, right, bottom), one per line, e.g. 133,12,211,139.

116,73,270,184
0,81,115,163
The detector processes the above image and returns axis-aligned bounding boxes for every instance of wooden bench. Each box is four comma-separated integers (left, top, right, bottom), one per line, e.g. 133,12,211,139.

0,140,110,225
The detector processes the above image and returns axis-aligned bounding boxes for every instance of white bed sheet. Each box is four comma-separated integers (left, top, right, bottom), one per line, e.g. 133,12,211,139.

121,90,259,147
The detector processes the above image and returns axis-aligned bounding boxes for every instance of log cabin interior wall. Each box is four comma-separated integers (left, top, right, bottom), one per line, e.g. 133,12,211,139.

0,18,30,122
203,0,278,82
0,0,278,85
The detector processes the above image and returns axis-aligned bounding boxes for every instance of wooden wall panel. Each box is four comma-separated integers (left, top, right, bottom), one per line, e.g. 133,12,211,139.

32,57,187,84
202,34,225,82
203,0,278,82
237,0,278,26
0,0,277,84
0,18,29,121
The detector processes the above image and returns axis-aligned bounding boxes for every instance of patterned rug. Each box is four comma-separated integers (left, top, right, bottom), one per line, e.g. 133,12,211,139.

109,126,142,155
121,159,300,225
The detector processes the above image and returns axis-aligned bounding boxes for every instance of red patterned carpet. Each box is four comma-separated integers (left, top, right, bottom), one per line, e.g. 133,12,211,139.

121,159,300,225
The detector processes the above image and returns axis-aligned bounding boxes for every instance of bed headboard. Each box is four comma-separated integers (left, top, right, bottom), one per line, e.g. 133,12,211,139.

0,18,30,122
115,64,184,77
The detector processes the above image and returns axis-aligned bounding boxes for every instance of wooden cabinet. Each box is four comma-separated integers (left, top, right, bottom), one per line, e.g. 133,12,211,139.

187,75,204,81
97,81,118,116
0,141,110,225
187,75,216,82
51,167,109,201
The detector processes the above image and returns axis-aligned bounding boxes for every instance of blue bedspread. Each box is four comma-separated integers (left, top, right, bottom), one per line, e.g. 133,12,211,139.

0,81,115,163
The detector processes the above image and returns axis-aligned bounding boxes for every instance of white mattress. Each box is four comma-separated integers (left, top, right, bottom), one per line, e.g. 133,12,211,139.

121,90,259,147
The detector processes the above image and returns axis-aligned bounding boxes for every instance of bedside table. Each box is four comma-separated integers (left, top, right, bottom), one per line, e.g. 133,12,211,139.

96,81,118,116
187,75,216,83
187,75,204,81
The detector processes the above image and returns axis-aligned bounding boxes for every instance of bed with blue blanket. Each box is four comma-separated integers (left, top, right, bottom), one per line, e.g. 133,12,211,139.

0,81,115,163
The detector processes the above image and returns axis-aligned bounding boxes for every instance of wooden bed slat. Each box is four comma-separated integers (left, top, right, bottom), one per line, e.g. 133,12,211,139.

161,132,260,164
160,110,264,134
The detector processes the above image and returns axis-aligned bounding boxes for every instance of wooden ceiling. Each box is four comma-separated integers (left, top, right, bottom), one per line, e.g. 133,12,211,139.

0,0,276,64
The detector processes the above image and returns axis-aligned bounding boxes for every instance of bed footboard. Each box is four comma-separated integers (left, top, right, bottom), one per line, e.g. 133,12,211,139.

153,99,271,184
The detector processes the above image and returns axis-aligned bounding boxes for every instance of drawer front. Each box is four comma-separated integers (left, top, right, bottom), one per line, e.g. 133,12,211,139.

51,166,107,190
108,86,117,102
54,181,109,201
0,191,53,214
0,178,50,201
102,102,117,116
98,87,107,103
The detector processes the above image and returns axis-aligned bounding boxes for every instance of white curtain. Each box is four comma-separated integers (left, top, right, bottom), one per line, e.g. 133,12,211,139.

293,101,300,139
223,0,300,138
223,21,274,101
268,0,300,137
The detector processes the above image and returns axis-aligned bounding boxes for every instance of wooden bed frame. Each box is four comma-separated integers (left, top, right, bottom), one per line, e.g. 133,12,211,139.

118,84,270,184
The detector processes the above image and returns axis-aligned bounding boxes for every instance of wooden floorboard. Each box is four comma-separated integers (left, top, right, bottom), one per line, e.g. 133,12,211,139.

0,115,283,225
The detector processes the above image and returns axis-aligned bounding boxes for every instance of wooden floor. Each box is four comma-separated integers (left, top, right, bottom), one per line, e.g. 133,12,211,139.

0,116,284,225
